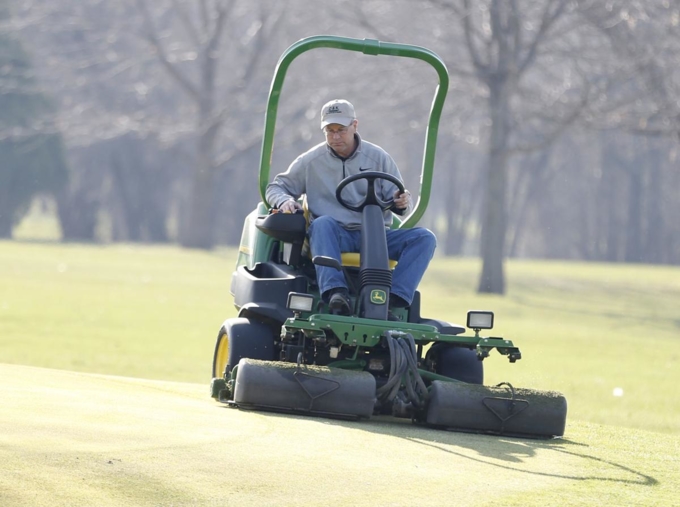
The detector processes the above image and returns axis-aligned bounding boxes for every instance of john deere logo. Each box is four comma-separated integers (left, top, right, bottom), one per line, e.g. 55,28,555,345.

327,105,341,114
370,290,387,304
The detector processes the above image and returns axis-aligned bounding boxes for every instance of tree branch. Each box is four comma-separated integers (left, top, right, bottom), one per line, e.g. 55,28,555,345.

518,0,570,75
462,0,490,78
135,0,200,101
171,0,202,46
511,82,590,153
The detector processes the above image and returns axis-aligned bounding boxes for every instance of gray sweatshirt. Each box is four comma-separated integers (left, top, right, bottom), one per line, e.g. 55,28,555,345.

266,134,411,230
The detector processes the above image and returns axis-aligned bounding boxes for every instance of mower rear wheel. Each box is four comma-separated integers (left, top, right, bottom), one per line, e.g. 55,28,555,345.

436,345,484,385
211,318,277,378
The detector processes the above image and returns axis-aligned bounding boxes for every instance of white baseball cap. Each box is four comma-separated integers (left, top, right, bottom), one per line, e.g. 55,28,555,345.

320,99,356,129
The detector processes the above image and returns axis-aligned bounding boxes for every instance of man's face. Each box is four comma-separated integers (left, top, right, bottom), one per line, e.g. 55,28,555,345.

323,120,357,158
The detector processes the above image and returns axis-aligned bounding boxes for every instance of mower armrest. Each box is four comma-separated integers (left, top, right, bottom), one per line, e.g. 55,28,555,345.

255,212,307,244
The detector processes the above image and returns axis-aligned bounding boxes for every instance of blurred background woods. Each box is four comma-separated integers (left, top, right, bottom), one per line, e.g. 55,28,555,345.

1,0,679,293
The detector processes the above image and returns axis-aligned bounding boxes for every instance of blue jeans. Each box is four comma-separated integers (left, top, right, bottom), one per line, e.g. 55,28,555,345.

307,215,437,305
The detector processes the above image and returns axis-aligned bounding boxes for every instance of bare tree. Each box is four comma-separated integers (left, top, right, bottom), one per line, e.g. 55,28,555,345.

579,0,680,137
135,0,287,248
10,0,173,241
0,1,68,238
577,0,680,265
12,0,292,246
8,0,679,265
418,0,601,293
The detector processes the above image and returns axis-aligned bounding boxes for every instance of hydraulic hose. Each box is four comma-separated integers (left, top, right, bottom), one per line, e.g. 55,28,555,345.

376,331,429,411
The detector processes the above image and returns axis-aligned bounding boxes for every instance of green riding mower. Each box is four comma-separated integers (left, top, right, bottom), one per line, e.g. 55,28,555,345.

210,36,567,438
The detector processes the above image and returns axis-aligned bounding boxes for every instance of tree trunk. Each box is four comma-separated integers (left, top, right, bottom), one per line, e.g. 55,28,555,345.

599,139,620,262
0,213,12,238
624,162,643,263
180,105,220,249
178,40,221,249
55,187,99,241
0,174,15,237
443,158,465,256
644,147,664,263
508,150,551,257
182,162,216,249
478,81,509,294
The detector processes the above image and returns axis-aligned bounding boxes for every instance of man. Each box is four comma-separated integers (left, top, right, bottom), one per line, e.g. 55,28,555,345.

266,99,436,316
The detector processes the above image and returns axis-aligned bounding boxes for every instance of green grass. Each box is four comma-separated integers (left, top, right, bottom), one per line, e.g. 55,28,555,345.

422,258,680,434
2,364,678,507
1,240,679,435
12,197,62,242
0,241,236,382
1,240,679,506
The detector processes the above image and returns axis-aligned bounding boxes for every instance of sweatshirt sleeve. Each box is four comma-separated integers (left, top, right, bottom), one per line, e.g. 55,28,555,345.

380,152,414,216
265,155,307,209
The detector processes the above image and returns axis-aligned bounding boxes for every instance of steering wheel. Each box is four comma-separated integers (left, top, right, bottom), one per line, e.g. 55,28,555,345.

335,171,405,213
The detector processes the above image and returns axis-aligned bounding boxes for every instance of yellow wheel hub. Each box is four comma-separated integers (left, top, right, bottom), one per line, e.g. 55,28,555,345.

212,331,230,378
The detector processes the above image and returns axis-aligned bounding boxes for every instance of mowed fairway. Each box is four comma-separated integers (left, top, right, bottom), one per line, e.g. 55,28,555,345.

1,241,679,506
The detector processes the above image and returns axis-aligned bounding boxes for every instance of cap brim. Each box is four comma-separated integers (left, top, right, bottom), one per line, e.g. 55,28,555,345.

320,116,354,129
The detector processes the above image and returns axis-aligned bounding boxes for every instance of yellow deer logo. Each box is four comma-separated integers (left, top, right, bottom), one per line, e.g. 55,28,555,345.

370,290,387,305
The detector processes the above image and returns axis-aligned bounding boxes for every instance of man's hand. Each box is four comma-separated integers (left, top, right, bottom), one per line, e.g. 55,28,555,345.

279,199,302,214
393,189,411,210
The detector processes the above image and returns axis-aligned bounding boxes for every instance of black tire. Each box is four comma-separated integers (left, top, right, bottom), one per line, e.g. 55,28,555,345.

211,318,277,378
435,345,484,385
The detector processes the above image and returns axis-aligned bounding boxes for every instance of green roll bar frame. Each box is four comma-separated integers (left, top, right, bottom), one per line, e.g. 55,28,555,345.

258,35,449,229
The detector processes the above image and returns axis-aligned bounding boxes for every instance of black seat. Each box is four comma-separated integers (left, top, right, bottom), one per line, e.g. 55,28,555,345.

255,212,307,243
256,212,307,266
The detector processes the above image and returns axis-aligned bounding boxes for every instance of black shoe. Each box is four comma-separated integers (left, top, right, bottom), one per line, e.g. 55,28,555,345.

389,294,409,308
387,310,401,322
329,291,351,316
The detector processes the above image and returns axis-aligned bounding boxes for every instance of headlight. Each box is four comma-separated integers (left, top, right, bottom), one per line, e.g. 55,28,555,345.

287,292,314,313
467,311,494,330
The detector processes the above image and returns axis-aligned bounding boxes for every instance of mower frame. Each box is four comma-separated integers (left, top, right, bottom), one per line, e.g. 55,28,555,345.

211,35,566,439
